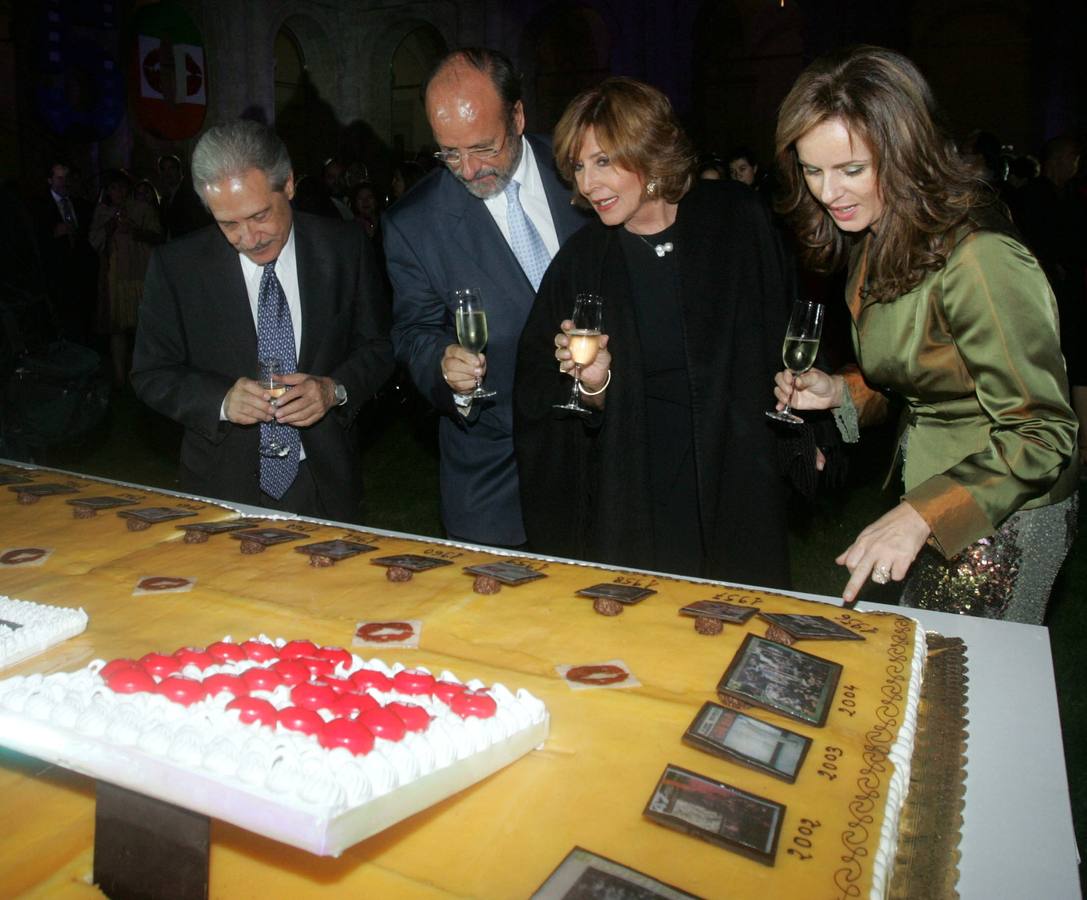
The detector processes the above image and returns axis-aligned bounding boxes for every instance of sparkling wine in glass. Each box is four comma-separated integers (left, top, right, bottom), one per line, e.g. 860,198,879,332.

258,357,290,457
553,292,604,416
453,288,497,400
766,300,824,425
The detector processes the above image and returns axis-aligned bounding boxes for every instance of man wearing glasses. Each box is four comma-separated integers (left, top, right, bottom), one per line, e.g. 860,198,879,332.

384,47,588,548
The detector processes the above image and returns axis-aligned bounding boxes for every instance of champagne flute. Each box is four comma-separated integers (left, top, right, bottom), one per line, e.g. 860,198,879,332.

257,357,290,457
766,300,824,425
553,292,604,416
453,288,497,400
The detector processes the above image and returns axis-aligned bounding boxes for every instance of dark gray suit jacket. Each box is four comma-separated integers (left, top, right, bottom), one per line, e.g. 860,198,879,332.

131,212,394,522
383,135,588,545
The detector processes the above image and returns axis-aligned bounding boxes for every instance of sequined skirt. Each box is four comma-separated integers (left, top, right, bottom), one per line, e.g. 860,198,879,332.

901,493,1078,624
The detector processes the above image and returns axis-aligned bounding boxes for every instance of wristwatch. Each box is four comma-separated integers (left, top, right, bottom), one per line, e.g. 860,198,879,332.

333,382,348,406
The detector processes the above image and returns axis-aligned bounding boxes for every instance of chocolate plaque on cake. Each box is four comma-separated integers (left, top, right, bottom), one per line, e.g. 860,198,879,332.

717,634,842,728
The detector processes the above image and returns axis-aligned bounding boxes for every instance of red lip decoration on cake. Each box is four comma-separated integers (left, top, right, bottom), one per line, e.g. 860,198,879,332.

0,548,48,566
564,664,629,686
355,622,415,643
137,576,192,592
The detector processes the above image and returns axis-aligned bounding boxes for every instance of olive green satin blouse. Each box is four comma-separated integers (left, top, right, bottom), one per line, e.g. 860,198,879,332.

842,229,1079,558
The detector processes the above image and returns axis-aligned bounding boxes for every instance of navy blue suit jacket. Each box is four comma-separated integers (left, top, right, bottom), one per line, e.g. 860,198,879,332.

383,135,588,545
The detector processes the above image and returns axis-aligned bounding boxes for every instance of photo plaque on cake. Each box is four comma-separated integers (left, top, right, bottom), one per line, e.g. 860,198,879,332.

757,612,865,641
682,701,812,783
679,600,758,624
532,847,698,899
644,764,784,866
716,634,842,727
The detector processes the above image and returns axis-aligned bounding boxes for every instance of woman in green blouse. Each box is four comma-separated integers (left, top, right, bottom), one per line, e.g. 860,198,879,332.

772,46,1078,623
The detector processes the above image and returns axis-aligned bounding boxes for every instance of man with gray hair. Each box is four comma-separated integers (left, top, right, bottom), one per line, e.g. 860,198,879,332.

132,118,393,522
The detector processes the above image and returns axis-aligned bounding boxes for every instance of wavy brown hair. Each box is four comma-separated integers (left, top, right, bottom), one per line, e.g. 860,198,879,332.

553,77,696,209
775,46,984,301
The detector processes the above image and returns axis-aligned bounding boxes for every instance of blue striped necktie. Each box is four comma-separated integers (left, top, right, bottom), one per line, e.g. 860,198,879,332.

504,179,551,291
257,259,300,498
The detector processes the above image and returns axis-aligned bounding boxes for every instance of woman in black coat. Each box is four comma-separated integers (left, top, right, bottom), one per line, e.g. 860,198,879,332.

514,78,794,587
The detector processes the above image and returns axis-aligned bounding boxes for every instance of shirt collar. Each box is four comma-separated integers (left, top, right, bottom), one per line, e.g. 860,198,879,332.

238,221,296,278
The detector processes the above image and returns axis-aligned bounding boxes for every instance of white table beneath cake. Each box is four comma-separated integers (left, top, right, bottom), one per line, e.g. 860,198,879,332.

0,460,1080,899
793,589,1080,899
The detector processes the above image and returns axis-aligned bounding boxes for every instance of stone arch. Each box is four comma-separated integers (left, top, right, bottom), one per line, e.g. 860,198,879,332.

272,12,341,178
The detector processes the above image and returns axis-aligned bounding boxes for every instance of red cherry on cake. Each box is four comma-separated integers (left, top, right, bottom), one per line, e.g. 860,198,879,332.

240,640,278,663
203,674,249,697
173,648,216,671
433,681,467,704
290,682,337,710
450,690,497,719
279,640,318,660
296,657,335,679
350,669,393,693
358,707,407,742
241,667,284,692
227,696,277,727
105,667,157,694
314,677,353,695
139,652,181,679
393,670,436,696
313,646,352,670
155,676,207,707
206,641,247,664
330,692,379,717
100,659,139,680
276,706,325,735
388,702,431,733
319,718,375,755
271,659,311,685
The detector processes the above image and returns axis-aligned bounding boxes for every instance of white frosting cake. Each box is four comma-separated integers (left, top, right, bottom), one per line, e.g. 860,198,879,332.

0,595,88,670
0,636,549,855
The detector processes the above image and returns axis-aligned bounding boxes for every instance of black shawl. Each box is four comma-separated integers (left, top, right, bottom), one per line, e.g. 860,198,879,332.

514,180,793,588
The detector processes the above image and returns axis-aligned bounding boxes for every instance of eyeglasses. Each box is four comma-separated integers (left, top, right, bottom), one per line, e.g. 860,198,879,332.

433,129,511,166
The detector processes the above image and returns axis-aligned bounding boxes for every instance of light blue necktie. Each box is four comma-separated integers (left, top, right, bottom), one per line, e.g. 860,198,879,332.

257,259,300,498
504,179,551,291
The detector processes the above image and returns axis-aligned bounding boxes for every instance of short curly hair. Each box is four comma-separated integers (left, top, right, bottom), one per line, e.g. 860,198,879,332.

553,77,696,209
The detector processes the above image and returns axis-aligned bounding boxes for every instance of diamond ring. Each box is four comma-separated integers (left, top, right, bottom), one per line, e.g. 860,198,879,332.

871,565,890,585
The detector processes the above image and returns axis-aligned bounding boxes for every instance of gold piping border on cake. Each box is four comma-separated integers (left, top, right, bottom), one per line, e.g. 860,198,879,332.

887,633,967,900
